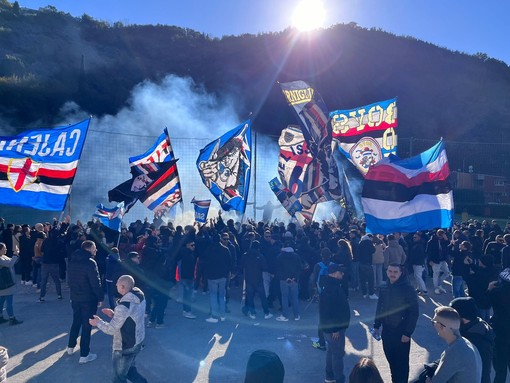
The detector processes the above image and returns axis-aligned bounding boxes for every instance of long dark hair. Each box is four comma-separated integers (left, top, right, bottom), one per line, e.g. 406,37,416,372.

349,357,384,383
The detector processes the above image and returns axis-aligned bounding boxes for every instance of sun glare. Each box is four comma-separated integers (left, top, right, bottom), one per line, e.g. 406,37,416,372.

292,0,326,32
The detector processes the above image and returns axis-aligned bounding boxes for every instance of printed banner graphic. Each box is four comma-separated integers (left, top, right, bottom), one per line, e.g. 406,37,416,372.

362,140,453,234
191,198,211,224
0,119,90,210
279,81,342,220
197,120,251,213
330,98,398,176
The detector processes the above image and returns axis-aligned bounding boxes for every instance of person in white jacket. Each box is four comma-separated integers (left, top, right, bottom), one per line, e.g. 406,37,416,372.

90,275,147,383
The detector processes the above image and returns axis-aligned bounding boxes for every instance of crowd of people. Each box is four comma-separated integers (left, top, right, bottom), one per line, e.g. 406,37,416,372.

1,213,510,382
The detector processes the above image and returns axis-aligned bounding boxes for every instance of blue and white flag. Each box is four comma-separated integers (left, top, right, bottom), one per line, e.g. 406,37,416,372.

0,119,90,210
129,128,182,217
191,198,211,224
93,202,125,232
196,120,251,213
362,140,453,234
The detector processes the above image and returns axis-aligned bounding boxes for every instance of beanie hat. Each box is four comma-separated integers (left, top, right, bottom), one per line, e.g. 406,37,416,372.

449,297,479,321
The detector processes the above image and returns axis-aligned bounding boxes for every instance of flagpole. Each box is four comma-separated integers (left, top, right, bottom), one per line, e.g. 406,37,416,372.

253,128,257,221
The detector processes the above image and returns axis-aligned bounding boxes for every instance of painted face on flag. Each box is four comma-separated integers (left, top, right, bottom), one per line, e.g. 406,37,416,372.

131,174,152,192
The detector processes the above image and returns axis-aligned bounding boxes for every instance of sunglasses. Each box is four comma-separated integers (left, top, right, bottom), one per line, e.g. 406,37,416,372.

431,319,446,328
189,244,196,247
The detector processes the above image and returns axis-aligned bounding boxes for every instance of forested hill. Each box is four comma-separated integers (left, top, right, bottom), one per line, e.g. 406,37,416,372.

0,1,509,143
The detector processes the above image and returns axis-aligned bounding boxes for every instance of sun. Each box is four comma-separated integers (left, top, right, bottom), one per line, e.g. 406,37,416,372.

292,0,326,32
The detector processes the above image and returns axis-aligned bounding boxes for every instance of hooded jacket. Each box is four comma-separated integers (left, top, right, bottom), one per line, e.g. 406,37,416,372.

374,275,419,337
319,275,351,333
460,319,494,383
277,246,302,281
384,240,407,268
96,287,146,351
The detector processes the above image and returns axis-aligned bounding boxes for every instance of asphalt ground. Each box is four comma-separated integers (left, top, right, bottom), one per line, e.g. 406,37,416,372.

1,276,507,383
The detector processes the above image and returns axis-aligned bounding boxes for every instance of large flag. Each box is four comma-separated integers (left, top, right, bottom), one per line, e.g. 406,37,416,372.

0,119,90,210
277,125,324,219
362,140,454,234
94,202,124,232
279,81,342,219
191,198,211,224
108,160,178,214
129,128,182,216
137,160,181,217
268,177,308,223
330,98,398,176
196,120,251,213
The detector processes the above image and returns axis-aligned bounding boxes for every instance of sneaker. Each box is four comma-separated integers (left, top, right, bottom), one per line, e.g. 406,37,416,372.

325,380,336,383
368,294,379,300
79,353,97,364
183,311,197,319
418,290,429,296
434,288,442,295
276,315,288,322
248,313,256,319
146,321,155,328
220,317,226,322
9,317,23,326
39,297,45,302
21,280,25,285
438,286,447,294
57,295,63,300
155,323,166,329
264,313,273,320
66,347,75,356
312,341,326,350
206,317,219,323
362,295,368,298
25,281,33,286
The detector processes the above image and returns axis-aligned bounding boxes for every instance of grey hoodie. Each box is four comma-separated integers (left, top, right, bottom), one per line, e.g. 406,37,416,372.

96,287,146,351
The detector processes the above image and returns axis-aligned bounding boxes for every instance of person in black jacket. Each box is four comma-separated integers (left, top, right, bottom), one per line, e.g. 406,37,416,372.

449,297,495,383
319,263,351,383
179,238,197,319
39,228,64,302
104,247,123,309
203,234,231,323
66,240,104,364
243,241,272,320
373,264,419,383
358,234,377,299
276,240,302,322
486,268,510,383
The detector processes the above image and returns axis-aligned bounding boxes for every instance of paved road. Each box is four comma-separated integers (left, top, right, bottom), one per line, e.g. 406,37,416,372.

0,277,505,383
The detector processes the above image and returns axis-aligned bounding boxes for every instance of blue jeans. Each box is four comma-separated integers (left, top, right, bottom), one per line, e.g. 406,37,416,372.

112,343,147,383
0,295,14,317
279,280,299,319
350,261,359,289
324,330,346,383
452,275,465,298
208,278,226,318
106,281,117,309
182,279,193,313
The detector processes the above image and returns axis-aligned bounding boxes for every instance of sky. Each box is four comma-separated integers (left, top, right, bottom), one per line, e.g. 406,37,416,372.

16,0,510,65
